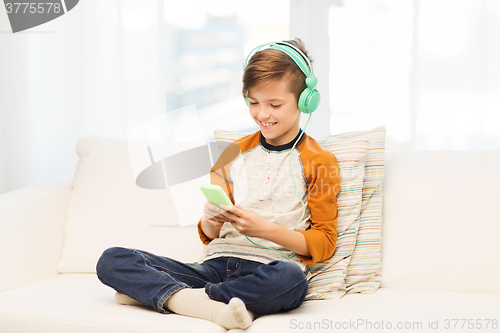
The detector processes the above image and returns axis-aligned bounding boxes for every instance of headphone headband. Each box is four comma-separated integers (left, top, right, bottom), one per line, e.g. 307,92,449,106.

243,41,314,78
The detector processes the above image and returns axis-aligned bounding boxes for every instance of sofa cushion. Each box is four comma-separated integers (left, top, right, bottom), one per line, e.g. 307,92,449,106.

1,274,498,333
213,129,368,300
0,274,226,333
324,126,386,294
58,137,205,273
243,287,500,333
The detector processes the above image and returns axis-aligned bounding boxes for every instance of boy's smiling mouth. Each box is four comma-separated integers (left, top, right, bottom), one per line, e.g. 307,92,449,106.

259,120,278,129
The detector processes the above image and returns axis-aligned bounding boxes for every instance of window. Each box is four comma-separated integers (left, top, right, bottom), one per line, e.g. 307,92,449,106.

328,0,500,151
329,0,413,150
163,0,290,140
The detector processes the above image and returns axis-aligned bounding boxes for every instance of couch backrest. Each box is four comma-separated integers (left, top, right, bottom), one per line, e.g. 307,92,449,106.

58,137,206,274
381,150,500,294
58,136,500,294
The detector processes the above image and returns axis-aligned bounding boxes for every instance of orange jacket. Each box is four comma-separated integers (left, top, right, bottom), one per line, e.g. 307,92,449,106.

197,129,341,265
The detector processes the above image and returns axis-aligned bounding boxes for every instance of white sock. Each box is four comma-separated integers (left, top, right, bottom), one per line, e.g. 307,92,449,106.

166,288,254,329
115,292,143,306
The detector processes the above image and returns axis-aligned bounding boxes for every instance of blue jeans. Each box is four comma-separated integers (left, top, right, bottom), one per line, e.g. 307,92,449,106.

96,247,308,316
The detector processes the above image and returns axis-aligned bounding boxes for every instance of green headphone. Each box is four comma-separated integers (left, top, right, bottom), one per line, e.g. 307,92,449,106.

243,41,321,114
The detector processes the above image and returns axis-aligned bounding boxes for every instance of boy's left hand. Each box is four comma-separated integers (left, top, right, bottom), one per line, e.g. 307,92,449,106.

219,204,274,238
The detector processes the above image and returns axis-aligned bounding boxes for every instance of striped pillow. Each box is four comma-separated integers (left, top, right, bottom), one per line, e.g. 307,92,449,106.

304,138,368,300
213,129,369,300
324,126,386,294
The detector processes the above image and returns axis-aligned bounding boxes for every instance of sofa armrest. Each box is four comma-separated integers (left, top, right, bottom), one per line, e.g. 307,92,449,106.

0,175,72,292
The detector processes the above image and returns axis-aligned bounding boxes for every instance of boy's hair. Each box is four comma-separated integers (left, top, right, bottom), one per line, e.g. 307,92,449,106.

242,38,313,103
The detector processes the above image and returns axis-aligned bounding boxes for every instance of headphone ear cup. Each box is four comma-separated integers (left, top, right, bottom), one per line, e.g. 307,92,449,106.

307,89,321,113
298,89,308,113
298,88,321,114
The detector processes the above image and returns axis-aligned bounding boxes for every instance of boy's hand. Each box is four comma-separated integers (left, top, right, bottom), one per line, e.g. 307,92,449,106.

202,201,227,227
219,204,274,238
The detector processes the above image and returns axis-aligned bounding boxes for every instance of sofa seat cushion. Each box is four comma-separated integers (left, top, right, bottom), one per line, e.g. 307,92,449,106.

246,288,500,333
1,275,499,333
0,274,226,333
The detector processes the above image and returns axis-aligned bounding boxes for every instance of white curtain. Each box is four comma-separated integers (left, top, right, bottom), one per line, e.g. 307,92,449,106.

0,0,165,194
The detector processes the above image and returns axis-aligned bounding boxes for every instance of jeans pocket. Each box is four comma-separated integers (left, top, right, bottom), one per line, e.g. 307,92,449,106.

225,258,244,280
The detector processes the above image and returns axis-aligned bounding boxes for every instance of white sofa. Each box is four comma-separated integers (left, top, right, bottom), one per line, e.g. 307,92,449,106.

1,148,499,333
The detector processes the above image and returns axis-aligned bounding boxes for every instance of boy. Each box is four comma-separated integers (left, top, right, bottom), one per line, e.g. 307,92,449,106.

96,38,341,330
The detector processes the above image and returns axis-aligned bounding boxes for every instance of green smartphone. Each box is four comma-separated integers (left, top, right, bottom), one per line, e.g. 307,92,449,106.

200,184,234,213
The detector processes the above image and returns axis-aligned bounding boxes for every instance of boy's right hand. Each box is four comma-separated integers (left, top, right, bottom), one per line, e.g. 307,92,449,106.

202,201,227,227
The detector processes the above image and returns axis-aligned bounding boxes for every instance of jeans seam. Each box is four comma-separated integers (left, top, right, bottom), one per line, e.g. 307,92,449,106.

157,283,189,313
154,265,210,285
207,282,219,300
227,258,242,279
133,250,196,313
235,259,242,276
135,249,211,285
134,250,151,267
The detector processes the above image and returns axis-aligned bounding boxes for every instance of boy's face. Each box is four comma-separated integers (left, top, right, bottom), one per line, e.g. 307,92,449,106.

247,77,301,146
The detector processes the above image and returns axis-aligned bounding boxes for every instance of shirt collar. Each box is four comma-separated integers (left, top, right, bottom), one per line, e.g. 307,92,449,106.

260,128,305,152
